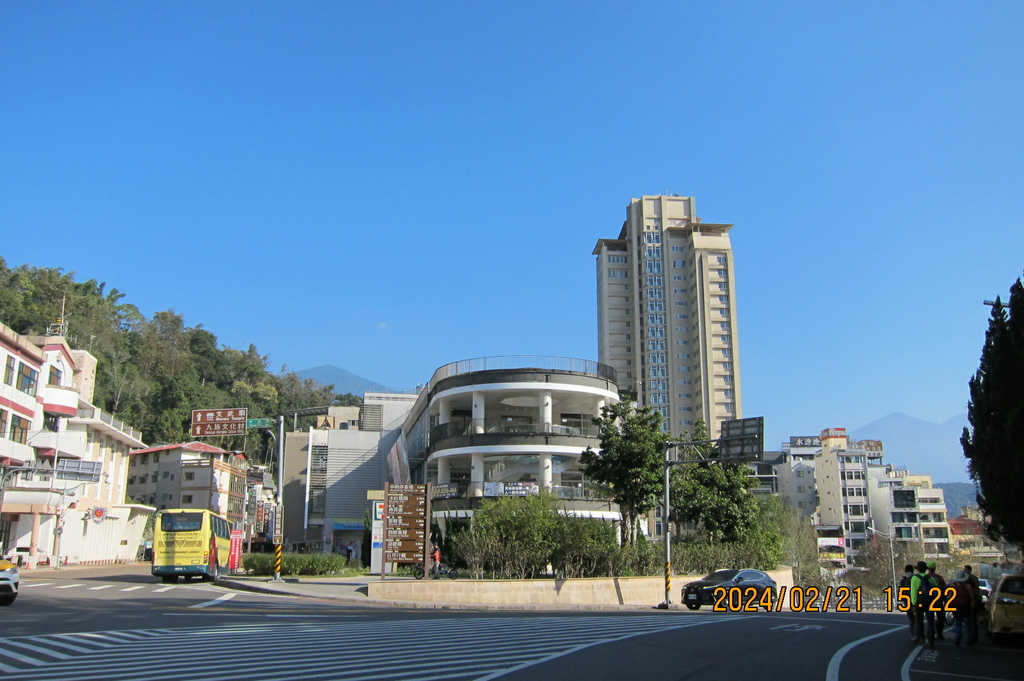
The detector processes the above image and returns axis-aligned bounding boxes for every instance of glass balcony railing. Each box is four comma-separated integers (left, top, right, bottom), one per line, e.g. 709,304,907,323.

430,417,601,444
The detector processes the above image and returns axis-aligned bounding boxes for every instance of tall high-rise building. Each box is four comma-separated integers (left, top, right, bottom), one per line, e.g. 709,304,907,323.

594,194,742,438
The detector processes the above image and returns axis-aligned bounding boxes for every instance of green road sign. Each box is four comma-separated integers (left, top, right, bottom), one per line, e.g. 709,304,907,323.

247,418,275,428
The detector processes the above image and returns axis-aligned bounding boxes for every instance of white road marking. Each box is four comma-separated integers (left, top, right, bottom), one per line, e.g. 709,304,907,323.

19,583,54,588
189,592,237,609
88,585,115,590
53,584,84,589
826,625,903,681
120,586,145,591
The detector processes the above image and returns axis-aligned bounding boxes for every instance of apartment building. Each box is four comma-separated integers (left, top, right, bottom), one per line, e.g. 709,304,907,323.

868,470,950,559
126,442,249,525
594,194,741,439
0,323,149,567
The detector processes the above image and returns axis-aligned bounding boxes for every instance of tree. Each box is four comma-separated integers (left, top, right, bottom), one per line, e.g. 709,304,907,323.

580,400,668,546
962,273,1024,547
670,420,760,543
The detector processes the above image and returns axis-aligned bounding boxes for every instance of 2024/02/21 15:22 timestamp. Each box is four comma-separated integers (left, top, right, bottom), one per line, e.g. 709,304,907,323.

709,585,957,613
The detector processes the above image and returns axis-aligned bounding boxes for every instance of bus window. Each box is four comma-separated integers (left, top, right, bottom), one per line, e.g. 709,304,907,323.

161,513,204,532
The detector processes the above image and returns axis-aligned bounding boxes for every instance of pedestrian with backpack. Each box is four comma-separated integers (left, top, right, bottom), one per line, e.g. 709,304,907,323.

948,569,980,646
898,564,916,641
910,560,938,648
927,561,948,639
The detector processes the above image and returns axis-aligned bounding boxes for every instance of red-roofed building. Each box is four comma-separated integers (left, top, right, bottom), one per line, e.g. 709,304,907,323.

949,515,1006,563
126,442,249,524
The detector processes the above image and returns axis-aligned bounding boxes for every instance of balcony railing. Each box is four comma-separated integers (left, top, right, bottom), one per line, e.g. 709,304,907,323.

430,417,601,444
426,355,617,392
432,481,611,501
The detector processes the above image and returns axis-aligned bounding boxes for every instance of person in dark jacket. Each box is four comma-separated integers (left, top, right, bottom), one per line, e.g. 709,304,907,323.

910,560,938,648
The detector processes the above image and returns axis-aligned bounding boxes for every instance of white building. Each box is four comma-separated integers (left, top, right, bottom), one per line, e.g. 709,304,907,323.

402,356,622,524
594,194,742,439
282,394,418,551
1,324,150,567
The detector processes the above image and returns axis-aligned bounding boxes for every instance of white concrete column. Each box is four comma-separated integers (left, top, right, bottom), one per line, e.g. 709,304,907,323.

438,397,451,425
540,453,553,490
470,452,484,497
540,391,552,432
472,391,485,434
437,456,451,484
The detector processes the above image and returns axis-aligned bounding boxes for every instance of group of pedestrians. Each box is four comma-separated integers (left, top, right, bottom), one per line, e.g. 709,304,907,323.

901,560,984,649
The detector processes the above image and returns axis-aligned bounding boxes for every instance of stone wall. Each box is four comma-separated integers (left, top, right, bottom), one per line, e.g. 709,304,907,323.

367,567,794,606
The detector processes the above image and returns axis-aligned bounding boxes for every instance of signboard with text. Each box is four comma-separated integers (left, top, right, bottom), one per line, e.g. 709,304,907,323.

191,408,248,437
382,483,429,568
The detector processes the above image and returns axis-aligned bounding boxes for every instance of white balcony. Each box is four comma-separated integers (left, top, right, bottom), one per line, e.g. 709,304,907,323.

39,383,79,417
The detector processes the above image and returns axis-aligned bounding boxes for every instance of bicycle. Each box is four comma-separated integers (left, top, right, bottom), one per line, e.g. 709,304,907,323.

411,562,458,580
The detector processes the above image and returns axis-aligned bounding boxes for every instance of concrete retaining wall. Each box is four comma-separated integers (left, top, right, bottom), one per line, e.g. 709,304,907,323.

367,567,794,606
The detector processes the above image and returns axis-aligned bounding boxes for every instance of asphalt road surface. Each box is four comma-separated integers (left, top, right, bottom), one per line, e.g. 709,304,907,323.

2,565,1021,681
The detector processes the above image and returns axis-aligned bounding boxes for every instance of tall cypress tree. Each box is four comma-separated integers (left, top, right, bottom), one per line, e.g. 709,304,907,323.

961,273,1024,546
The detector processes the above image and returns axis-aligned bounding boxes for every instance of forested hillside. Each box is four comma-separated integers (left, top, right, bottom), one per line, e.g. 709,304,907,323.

0,257,357,460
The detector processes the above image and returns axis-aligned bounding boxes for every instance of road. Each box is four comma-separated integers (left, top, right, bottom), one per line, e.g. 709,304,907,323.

1,565,1021,681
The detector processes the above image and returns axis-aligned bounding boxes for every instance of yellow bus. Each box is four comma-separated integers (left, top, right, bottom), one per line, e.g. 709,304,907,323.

152,509,231,583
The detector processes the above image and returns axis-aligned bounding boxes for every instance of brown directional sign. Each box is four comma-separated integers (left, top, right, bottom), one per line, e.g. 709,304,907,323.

382,482,430,568
191,408,248,437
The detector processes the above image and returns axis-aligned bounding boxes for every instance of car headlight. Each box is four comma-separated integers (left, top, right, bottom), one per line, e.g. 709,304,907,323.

7,567,17,576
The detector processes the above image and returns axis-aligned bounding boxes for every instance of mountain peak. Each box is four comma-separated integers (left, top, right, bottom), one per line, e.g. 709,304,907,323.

295,365,396,395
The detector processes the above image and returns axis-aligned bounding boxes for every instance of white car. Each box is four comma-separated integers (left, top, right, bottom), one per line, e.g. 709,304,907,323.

0,558,19,606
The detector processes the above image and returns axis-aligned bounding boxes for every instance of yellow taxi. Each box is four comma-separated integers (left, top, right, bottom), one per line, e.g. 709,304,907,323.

987,573,1024,643
0,557,19,606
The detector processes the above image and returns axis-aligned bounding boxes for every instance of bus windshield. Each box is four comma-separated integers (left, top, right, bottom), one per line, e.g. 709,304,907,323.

160,512,204,532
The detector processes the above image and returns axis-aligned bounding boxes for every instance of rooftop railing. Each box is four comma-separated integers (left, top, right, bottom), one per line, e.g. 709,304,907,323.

426,356,617,394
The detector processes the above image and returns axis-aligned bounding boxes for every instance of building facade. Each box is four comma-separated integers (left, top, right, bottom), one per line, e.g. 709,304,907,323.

126,442,249,525
402,356,622,524
1,324,150,567
282,394,418,551
594,194,742,439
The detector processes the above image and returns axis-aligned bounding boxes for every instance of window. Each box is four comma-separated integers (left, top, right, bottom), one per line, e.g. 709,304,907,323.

716,255,727,264
647,340,666,351
645,260,662,274
608,254,627,263
48,367,62,386
650,379,667,390
17,363,38,396
0,409,7,439
647,314,665,325
648,366,667,377
645,246,662,258
796,470,805,478
672,260,684,268
181,495,193,504
648,326,665,338
608,269,628,279
650,393,667,404
645,275,664,286
647,300,664,312
10,415,29,444
674,314,688,320
3,356,14,385
671,245,685,252
676,352,690,359
644,232,662,243
647,288,664,299
649,352,666,364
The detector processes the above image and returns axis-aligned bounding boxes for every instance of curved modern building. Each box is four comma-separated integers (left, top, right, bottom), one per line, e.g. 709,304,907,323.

402,356,620,516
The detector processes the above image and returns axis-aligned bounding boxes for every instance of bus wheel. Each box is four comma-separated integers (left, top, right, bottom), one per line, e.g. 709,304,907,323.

161,575,178,584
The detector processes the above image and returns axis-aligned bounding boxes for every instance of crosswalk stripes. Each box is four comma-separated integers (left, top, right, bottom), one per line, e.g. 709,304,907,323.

0,614,743,680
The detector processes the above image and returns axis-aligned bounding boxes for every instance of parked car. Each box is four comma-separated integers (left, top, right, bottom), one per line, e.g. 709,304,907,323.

978,578,991,602
987,574,1024,643
0,558,20,606
682,569,777,610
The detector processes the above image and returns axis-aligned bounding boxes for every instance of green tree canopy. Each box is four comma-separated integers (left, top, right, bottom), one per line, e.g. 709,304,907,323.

962,273,1024,547
580,400,669,546
0,258,358,460
670,420,760,543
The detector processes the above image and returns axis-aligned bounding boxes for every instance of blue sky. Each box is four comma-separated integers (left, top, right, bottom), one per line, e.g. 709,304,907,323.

3,2,1022,465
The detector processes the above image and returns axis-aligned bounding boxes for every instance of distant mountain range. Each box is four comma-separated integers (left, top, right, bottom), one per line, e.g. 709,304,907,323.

295,365,401,396
850,412,971,483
